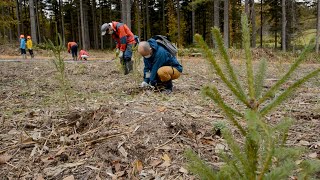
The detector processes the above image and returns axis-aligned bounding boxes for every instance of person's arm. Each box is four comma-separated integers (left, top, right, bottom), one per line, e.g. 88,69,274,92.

149,52,167,86
67,43,71,53
30,41,33,49
112,34,121,49
143,59,151,83
118,25,127,52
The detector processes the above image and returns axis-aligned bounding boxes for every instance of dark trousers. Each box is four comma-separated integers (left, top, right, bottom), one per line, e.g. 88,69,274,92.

28,49,34,57
20,48,26,55
71,45,78,58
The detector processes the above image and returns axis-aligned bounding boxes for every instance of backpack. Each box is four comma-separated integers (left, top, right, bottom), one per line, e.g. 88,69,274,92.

152,35,178,57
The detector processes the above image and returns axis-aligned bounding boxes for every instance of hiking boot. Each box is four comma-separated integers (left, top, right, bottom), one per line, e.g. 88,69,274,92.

124,59,133,75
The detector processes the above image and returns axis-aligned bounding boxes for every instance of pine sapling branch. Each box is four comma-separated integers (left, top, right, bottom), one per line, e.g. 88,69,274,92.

203,86,246,136
203,87,244,118
258,39,315,105
241,14,256,104
254,59,267,99
260,68,320,116
211,27,246,98
195,34,250,108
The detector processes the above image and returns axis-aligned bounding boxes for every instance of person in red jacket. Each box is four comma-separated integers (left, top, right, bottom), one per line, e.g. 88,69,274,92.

78,49,89,60
101,21,136,75
67,42,78,61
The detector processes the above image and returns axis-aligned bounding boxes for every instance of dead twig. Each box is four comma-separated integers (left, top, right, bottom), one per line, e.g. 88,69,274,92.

154,130,181,149
0,92,12,105
0,141,36,154
75,131,133,147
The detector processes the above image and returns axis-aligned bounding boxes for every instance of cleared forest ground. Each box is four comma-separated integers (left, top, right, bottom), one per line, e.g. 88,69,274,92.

0,54,319,179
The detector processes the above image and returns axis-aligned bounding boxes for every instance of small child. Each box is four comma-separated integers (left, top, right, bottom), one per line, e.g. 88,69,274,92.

20,35,26,59
26,36,34,58
78,49,89,60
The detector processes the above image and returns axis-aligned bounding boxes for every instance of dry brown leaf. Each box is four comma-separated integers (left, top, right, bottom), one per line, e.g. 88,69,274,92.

55,147,66,157
179,167,188,174
118,146,128,158
215,143,225,153
113,161,121,172
35,174,45,180
96,174,102,180
43,160,85,177
133,160,143,173
157,106,167,112
298,140,310,146
150,159,162,167
115,171,125,177
160,154,171,167
63,175,75,180
0,154,12,164
85,165,100,170
308,152,318,159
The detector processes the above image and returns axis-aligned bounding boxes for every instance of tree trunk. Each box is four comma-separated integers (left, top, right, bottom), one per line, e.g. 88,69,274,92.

260,0,262,47
99,0,103,49
16,0,21,40
77,6,81,47
251,0,256,47
126,0,131,28
146,0,150,39
80,0,85,49
224,0,229,48
137,0,141,38
19,0,24,35
142,0,146,40
282,0,286,51
84,2,90,49
36,0,41,43
275,19,277,48
59,0,65,45
214,0,219,28
121,0,127,23
316,0,320,53
192,2,195,43
29,0,38,44
245,0,249,15
92,0,99,49
109,2,112,48
176,0,180,47
162,0,165,35
71,9,75,41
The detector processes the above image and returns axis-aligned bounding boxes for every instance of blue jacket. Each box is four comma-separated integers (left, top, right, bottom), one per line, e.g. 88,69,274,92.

143,39,183,86
20,38,26,49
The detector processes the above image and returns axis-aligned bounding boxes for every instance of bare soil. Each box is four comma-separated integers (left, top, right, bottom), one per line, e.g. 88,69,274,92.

0,54,319,179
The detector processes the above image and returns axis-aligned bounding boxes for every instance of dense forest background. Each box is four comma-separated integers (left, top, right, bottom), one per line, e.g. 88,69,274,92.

0,0,319,51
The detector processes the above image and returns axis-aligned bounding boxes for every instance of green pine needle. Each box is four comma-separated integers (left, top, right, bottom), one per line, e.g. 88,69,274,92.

260,68,320,116
241,14,256,101
194,34,250,108
184,149,217,180
211,27,246,98
258,38,316,105
254,59,267,99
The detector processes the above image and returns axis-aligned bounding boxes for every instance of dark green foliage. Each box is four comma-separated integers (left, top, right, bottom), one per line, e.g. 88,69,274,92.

185,14,320,180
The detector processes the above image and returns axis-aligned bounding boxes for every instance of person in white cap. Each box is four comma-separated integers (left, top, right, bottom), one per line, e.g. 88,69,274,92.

101,21,136,75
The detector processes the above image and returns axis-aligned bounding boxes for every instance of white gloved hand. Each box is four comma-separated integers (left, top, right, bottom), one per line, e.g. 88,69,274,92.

119,51,123,58
140,81,150,88
116,48,120,54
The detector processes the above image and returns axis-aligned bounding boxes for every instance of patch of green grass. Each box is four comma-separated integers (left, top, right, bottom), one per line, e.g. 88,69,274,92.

294,29,317,46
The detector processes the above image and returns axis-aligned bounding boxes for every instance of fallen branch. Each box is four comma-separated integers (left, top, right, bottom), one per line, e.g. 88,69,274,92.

75,131,133,147
0,141,36,154
154,130,181,149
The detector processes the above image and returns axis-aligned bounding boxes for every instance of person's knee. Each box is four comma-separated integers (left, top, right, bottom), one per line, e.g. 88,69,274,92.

157,67,171,82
